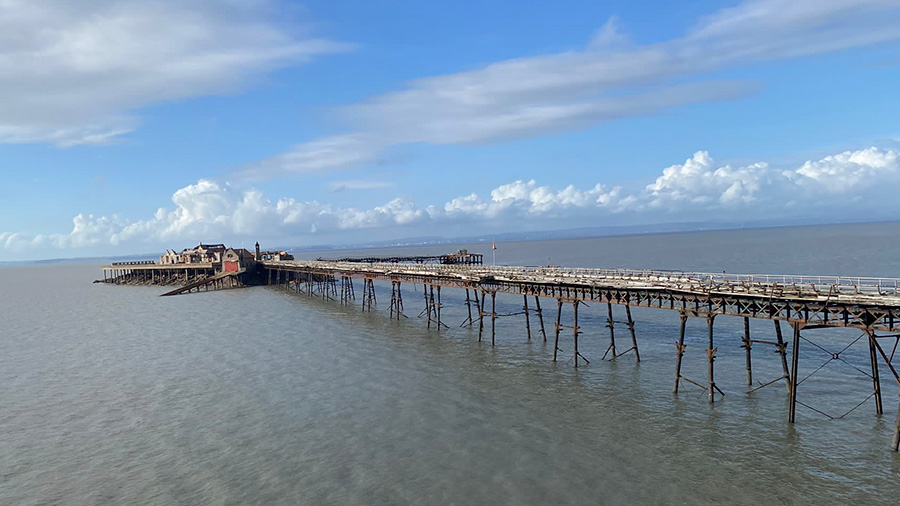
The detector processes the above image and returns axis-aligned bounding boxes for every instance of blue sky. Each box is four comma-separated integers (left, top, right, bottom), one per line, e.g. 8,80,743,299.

2,0,900,260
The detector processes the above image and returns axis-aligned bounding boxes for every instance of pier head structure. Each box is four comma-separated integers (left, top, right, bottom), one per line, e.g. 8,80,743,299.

100,244,900,451
98,242,290,294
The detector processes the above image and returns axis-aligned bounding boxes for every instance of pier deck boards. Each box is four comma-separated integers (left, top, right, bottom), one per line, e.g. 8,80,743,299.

263,260,900,332
102,263,213,270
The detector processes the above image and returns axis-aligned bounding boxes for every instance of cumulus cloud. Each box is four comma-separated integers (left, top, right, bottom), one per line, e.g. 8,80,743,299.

81,179,433,248
445,180,631,218
2,176,633,255
4,145,900,258
647,147,900,209
0,0,350,146
646,152,770,207
788,147,900,193
248,0,900,177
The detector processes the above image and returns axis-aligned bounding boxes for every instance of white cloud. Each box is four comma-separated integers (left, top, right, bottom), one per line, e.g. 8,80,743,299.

241,134,381,178
246,0,900,178
0,0,350,146
588,16,632,51
100,179,433,246
647,147,900,209
0,232,31,252
646,151,770,207
789,147,900,193
4,145,900,258
442,180,629,220
2,176,632,255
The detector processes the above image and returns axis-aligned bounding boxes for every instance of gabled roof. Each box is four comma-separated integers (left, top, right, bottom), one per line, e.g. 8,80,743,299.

225,247,255,259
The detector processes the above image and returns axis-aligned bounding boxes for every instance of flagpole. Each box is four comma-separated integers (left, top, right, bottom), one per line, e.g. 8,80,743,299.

492,237,496,266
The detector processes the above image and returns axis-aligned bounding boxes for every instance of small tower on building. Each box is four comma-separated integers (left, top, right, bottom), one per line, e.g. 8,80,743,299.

255,241,261,261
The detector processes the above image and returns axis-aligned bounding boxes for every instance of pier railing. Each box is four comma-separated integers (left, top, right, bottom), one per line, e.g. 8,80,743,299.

269,261,900,301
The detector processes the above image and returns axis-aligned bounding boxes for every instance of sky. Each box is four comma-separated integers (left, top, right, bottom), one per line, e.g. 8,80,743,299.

2,0,900,261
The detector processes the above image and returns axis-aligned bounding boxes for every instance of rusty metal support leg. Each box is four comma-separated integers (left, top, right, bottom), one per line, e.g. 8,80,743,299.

364,279,376,311
603,302,618,360
523,295,531,341
535,296,547,342
743,317,752,386
425,285,432,328
437,286,443,329
573,301,581,368
478,290,486,342
707,315,719,404
553,299,563,362
789,322,801,424
430,285,437,326
626,304,640,362
893,400,900,452
394,281,403,319
674,313,687,394
390,281,397,318
429,285,435,323
867,330,884,415
491,292,497,346
465,289,473,327
775,320,791,394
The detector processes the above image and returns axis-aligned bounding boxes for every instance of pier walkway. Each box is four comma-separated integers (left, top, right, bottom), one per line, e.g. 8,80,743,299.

263,260,900,331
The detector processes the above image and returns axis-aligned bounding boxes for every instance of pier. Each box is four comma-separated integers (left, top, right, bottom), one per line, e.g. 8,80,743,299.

98,262,215,285
99,249,900,451
316,249,483,265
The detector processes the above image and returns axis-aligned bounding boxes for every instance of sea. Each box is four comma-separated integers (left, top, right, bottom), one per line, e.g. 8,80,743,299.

2,222,900,505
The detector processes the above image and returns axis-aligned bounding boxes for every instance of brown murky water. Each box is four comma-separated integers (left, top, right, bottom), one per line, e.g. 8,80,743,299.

2,223,900,505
